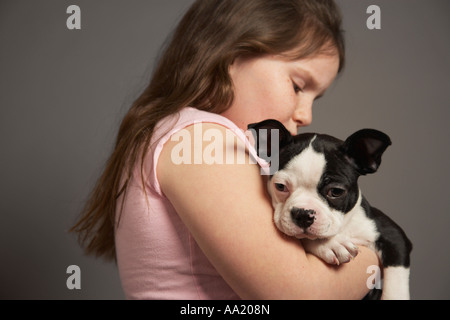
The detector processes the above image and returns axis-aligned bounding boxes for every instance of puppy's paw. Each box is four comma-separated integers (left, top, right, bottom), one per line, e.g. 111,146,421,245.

302,236,359,265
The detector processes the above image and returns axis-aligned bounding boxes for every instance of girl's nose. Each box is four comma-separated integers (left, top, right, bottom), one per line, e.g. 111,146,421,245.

293,102,313,128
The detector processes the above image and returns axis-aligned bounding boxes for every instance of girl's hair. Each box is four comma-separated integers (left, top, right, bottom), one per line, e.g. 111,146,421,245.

70,0,345,261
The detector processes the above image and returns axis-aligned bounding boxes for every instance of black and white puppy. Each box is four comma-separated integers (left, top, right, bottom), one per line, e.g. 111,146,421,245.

248,120,412,300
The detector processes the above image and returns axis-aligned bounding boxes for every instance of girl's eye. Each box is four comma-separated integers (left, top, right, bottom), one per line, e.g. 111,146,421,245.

275,183,288,192
293,82,303,94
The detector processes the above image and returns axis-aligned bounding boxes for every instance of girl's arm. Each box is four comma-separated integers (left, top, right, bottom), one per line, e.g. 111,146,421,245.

158,123,379,299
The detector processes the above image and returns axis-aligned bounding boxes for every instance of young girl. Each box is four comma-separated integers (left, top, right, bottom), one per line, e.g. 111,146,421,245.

71,0,379,299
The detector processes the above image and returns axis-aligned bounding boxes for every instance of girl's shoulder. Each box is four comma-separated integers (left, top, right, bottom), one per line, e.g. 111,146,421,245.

149,107,269,195
152,107,248,146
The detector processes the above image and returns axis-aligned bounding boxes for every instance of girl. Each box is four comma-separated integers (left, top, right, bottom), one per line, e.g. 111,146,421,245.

71,0,379,299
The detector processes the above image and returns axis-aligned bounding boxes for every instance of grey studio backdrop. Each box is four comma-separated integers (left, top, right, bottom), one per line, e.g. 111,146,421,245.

0,0,449,300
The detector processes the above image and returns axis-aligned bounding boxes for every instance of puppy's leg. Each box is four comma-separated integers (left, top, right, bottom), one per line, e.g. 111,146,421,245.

380,266,410,300
302,235,359,265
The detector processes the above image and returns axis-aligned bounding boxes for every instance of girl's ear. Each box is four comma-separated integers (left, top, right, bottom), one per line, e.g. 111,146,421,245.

247,119,293,159
340,129,392,175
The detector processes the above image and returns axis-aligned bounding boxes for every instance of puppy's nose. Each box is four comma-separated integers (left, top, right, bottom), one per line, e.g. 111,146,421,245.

290,208,316,229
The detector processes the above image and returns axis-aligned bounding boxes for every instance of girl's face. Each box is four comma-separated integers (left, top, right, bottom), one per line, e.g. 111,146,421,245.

222,52,340,136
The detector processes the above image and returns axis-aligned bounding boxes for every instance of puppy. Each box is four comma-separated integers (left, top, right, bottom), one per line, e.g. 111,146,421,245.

248,120,412,300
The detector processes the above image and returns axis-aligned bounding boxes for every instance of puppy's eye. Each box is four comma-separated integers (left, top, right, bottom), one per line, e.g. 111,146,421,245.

275,183,288,192
327,187,347,199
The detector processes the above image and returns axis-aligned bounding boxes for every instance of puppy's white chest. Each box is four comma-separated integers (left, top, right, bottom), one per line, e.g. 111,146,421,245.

339,198,380,250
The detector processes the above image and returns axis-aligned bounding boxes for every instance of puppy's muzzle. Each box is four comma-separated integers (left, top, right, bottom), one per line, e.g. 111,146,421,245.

290,208,316,229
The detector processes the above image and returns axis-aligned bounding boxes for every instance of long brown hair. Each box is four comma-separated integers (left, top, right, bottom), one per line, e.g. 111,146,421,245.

70,0,345,261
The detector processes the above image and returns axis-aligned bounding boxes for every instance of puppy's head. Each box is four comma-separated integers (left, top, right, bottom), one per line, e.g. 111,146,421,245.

248,120,391,239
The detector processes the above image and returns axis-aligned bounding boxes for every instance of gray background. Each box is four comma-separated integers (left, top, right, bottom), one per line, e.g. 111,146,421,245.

0,0,449,299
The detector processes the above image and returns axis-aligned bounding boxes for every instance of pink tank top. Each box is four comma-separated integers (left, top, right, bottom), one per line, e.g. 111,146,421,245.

115,107,268,299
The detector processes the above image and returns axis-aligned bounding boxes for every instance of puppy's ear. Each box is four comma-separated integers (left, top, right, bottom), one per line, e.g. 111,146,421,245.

247,119,293,159
341,129,392,175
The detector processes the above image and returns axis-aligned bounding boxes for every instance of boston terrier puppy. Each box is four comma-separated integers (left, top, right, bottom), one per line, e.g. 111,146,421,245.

248,119,412,300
